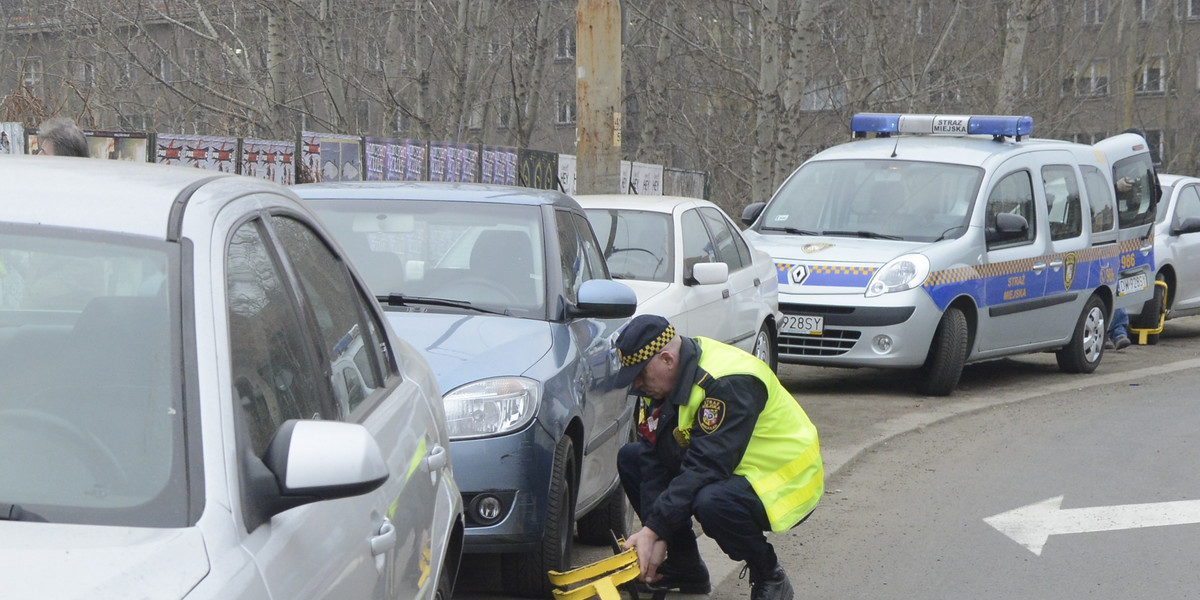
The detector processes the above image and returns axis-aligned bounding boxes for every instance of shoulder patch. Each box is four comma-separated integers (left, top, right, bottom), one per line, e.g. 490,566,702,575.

698,397,726,434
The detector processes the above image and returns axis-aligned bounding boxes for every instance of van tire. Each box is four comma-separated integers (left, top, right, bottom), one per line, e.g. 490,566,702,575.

1056,295,1106,373
502,435,575,598
916,307,968,396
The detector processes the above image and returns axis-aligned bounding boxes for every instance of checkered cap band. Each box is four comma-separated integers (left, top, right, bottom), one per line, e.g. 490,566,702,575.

619,325,675,367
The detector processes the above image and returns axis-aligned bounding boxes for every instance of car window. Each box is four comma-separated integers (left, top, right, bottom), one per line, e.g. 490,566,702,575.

1042,165,1083,241
572,212,608,280
270,216,390,417
681,209,717,281
557,208,603,302
986,170,1036,250
1080,165,1115,235
1174,185,1200,226
1112,153,1157,229
586,208,673,283
699,207,748,271
227,218,332,458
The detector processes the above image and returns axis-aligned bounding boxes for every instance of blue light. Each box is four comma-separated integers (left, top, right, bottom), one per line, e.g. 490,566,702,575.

850,113,1034,138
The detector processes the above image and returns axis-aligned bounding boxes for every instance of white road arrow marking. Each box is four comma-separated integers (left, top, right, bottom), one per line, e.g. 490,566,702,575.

984,495,1200,556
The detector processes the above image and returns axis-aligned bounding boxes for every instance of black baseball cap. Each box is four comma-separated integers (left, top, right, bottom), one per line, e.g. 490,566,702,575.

614,315,676,388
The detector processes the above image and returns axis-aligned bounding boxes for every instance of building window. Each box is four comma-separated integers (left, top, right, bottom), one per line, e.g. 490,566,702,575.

1189,0,1200,19
801,78,846,112
916,1,931,35
1135,56,1165,94
734,10,755,47
187,48,205,78
554,90,576,125
1137,0,1157,21
21,56,43,89
1065,60,1109,97
159,56,175,82
117,56,135,87
555,25,575,60
1084,0,1106,24
79,61,95,88
497,97,514,131
468,103,484,130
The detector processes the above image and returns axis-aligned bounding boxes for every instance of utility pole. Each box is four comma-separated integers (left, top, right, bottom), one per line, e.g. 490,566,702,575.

575,0,622,194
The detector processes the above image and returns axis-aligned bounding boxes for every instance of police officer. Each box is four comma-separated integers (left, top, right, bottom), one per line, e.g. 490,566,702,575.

615,314,823,600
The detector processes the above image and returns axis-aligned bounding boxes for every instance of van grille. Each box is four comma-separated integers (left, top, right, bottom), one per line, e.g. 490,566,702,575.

778,329,861,357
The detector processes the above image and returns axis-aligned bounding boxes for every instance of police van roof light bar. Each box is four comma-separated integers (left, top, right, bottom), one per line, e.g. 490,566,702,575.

850,113,1034,141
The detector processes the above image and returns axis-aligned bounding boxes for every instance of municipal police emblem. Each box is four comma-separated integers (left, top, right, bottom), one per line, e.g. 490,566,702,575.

698,398,726,434
1063,252,1077,290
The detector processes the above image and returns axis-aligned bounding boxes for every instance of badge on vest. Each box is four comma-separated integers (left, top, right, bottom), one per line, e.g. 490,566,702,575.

698,397,725,434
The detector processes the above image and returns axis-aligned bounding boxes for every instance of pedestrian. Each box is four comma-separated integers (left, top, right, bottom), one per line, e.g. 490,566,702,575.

615,314,823,600
35,117,89,157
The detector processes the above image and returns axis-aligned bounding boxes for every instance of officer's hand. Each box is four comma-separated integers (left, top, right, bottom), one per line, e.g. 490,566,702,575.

623,526,668,583
1117,177,1133,193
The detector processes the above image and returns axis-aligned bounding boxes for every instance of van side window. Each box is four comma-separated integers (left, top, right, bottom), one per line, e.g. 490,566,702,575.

1041,165,1083,241
1112,154,1157,229
1080,165,1114,234
986,171,1036,249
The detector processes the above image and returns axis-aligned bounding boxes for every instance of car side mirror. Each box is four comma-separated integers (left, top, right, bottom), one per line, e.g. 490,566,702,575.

567,279,637,319
741,202,766,227
689,261,729,286
1171,216,1200,236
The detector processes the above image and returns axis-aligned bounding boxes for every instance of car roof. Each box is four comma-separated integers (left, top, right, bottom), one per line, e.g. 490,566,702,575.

1157,173,1197,187
294,181,581,210
0,155,245,240
808,134,1084,168
574,194,715,213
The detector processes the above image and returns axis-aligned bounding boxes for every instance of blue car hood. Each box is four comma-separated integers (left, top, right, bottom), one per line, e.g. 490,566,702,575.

383,311,553,393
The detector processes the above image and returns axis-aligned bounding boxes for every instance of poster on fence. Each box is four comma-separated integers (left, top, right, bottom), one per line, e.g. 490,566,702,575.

79,130,150,161
241,138,295,184
365,137,428,181
428,141,478,182
155,134,238,172
1,122,25,154
620,161,664,195
481,146,518,185
556,154,576,195
663,168,708,199
516,148,558,190
300,131,362,182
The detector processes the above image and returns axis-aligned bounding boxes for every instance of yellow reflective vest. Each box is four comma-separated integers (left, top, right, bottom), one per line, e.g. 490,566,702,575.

678,337,824,532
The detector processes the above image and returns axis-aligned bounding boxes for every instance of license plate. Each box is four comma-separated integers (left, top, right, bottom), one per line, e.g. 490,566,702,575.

1117,273,1148,296
781,314,823,335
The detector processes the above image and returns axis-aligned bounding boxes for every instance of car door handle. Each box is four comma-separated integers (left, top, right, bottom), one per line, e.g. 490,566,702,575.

371,518,397,556
1032,262,1047,274
425,444,448,472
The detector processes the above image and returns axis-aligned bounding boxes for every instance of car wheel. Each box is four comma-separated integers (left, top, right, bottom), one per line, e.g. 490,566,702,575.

751,322,778,373
576,484,634,546
1130,274,1167,345
915,307,968,397
502,435,575,598
1056,295,1106,373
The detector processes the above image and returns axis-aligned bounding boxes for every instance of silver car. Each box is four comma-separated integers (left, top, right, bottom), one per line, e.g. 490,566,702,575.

0,157,462,599
1128,173,1200,343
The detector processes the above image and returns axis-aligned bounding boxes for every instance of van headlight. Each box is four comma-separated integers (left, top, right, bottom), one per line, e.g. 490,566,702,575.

444,377,539,439
865,254,931,298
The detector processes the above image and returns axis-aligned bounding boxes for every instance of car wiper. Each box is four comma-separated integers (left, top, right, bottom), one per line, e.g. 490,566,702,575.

377,293,509,316
761,226,821,235
1,503,45,522
821,230,904,240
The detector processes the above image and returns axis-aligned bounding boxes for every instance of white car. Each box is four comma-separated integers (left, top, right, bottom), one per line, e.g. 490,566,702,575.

577,194,780,370
0,157,462,599
1128,173,1200,343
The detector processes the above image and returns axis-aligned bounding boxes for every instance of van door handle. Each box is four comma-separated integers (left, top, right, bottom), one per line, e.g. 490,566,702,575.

722,289,730,299
1048,260,1064,271
1032,262,1047,274
1140,241,1153,254
371,518,397,556
426,444,448,472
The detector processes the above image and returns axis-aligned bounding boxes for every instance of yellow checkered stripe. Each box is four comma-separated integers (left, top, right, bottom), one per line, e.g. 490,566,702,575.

922,237,1145,288
619,325,676,367
811,265,875,276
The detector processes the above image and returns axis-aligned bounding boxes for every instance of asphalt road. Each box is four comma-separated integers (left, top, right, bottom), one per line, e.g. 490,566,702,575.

457,316,1200,600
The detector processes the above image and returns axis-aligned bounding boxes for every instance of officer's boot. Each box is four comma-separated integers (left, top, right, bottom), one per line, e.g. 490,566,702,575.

747,561,794,600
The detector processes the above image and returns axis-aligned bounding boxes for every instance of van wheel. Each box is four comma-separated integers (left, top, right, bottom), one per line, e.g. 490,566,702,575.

751,322,778,373
502,435,575,598
1130,274,1167,345
1056,295,1106,373
916,307,968,396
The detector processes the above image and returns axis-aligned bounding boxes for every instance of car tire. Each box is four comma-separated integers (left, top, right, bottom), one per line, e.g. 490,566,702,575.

576,485,633,545
1056,295,1106,373
1130,274,1167,345
752,322,778,373
915,306,968,397
502,435,576,598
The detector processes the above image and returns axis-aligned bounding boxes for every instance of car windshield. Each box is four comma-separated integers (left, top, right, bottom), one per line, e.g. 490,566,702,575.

308,199,546,315
760,159,984,242
0,228,187,527
585,208,673,283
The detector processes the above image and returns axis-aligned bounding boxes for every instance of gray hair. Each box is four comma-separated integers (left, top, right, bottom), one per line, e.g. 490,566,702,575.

37,117,89,157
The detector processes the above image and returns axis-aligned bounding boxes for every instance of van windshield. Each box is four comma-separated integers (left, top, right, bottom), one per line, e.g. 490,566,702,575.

759,160,984,242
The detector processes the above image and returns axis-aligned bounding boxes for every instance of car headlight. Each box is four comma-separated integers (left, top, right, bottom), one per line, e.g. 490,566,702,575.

865,254,931,298
443,377,539,440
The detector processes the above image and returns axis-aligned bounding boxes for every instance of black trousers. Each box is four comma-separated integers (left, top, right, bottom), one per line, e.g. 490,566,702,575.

617,441,777,568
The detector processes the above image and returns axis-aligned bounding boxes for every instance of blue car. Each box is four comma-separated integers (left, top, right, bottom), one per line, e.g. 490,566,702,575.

296,182,638,597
